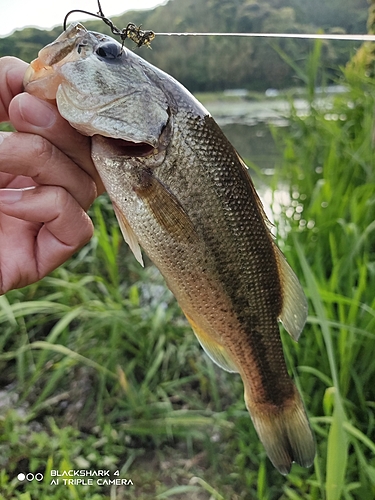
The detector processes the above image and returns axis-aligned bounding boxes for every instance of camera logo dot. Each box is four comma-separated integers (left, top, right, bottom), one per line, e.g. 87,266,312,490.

17,472,44,482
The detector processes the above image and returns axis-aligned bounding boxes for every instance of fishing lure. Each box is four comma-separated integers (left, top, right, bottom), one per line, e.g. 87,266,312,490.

63,0,155,49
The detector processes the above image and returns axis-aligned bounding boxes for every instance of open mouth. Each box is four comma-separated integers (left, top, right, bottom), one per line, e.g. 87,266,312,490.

99,137,157,158
98,115,171,158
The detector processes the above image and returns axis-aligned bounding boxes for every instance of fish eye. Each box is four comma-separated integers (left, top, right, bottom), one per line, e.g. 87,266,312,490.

96,42,122,60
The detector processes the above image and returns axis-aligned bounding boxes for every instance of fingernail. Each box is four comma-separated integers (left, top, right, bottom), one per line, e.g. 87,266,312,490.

0,187,35,204
0,133,5,146
19,93,56,128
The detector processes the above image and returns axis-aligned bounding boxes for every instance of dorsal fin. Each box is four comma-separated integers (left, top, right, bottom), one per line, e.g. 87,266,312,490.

236,152,274,232
237,152,307,341
274,244,308,341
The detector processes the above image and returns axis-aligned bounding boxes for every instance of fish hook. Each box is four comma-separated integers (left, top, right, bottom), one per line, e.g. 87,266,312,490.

63,0,155,49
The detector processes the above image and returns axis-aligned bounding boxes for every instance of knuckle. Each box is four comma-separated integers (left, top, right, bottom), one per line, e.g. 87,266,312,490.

51,188,93,248
53,186,71,212
31,134,55,165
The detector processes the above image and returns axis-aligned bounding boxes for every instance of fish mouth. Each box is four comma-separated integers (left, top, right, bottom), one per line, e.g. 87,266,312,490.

23,44,81,100
23,59,62,101
94,111,172,159
101,137,157,158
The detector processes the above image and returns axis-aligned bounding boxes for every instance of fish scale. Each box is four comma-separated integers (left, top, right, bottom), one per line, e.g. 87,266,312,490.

24,21,315,474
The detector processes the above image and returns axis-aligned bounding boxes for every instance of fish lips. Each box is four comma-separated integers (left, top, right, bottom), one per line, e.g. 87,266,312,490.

23,24,90,100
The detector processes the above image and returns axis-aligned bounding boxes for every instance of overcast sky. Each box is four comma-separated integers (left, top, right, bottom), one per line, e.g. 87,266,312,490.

0,0,166,37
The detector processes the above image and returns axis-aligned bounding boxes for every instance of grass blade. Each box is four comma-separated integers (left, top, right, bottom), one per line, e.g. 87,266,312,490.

294,237,348,499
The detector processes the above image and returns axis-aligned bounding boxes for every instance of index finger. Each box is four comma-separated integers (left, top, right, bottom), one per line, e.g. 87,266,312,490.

1,56,105,195
9,91,105,195
0,57,27,122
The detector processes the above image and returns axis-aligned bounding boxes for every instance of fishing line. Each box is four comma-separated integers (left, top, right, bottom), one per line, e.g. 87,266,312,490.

63,1,375,46
154,32,375,42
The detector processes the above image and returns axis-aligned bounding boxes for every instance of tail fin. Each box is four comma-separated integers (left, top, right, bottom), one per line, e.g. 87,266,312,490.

245,386,315,475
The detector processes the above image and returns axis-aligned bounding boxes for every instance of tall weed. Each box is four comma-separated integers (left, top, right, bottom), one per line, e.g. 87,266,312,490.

272,51,375,499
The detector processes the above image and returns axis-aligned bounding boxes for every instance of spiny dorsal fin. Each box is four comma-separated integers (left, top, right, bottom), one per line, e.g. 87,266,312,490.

113,202,144,267
274,243,308,341
236,152,274,232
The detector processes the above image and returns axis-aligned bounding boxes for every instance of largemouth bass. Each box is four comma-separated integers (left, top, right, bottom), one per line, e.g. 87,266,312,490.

24,23,315,474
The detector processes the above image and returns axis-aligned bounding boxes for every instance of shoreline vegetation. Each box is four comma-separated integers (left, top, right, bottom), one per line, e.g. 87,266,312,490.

1,1,375,499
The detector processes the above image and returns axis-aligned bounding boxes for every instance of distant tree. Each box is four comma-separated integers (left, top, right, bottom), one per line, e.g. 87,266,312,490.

0,0,369,91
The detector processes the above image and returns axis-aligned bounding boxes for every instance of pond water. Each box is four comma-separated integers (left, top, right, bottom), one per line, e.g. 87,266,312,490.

221,121,279,172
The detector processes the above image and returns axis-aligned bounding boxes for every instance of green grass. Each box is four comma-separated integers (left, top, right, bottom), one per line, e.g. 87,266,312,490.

269,52,375,499
1,54,375,498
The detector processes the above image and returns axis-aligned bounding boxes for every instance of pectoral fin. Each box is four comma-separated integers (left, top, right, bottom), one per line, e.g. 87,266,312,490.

135,175,198,244
113,202,144,266
274,244,308,341
184,312,238,373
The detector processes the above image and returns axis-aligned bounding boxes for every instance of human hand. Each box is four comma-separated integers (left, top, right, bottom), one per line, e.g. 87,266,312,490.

0,56,104,294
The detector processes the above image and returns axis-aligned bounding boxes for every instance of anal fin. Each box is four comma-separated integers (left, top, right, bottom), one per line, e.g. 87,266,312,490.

184,312,238,373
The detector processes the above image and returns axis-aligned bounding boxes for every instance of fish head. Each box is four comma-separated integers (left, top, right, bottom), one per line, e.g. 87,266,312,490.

23,22,172,152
